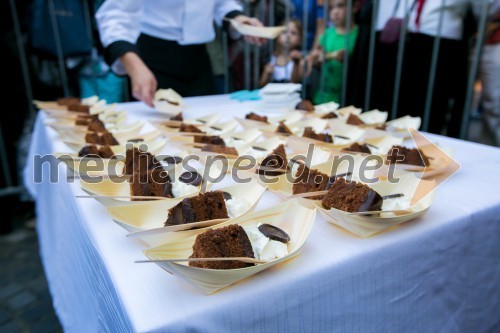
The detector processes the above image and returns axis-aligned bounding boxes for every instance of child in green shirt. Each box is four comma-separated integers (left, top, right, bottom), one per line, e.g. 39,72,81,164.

307,0,359,104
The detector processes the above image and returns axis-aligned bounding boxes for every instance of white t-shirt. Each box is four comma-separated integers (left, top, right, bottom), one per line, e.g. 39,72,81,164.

271,55,295,82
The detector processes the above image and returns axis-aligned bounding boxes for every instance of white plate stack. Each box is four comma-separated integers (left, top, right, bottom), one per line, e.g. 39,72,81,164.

258,83,302,113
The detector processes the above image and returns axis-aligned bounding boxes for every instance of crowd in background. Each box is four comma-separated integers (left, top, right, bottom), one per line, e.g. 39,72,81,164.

0,0,499,231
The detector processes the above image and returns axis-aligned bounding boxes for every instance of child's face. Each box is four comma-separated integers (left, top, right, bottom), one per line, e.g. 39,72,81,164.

278,22,301,49
330,0,348,28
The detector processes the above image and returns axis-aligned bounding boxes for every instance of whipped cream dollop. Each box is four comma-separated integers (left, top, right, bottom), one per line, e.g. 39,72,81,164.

243,224,288,261
225,198,251,218
381,196,411,211
171,181,198,198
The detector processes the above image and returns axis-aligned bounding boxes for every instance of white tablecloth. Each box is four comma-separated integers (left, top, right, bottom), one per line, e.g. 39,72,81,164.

24,95,500,332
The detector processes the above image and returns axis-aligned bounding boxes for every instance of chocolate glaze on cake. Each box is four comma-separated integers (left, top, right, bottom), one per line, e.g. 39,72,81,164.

321,178,383,213
276,121,293,135
179,124,203,133
346,114,365,126
292,164,330,199
302,127,333,143
259,144,289,176
296,100,314,112
178,171,203,186
321,112,338,119
344,142,371,154
165,191,229,226
201,145,238,156
78,145,99,158
386,145,430,167
245,112,268,123
189,224,255,269
194,135,226,146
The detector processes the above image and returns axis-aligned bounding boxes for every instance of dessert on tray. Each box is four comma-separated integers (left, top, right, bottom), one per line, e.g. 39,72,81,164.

165,191,229,226
292,164,331,200
302,127,333,143
78,145,115,159
188,223,290,269
259,144,289,175
321,178,383,213
130,169,173,200
245,112,268,123
386,145,430,167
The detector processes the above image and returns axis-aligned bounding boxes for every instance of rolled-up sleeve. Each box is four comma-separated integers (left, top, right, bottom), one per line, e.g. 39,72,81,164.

95,0,144,74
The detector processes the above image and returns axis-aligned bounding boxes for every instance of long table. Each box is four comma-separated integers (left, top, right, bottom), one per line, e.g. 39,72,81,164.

24,95,500,332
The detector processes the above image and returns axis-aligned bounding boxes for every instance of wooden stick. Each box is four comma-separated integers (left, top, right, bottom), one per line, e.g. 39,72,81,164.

136,257,267,264
75,195,170,200
346,209,413,216
289,190,328,199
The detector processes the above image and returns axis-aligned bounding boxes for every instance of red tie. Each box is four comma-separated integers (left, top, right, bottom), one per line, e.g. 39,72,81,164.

415,0,426,30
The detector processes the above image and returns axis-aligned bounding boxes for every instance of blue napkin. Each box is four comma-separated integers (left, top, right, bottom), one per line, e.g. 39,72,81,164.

229,89,262,101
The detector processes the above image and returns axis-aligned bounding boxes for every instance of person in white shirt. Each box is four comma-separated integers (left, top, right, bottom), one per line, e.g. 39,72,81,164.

397,0,476,137
95,0,265,106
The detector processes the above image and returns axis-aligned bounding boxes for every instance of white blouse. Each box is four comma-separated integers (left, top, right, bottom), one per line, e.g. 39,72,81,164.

95,0,242,47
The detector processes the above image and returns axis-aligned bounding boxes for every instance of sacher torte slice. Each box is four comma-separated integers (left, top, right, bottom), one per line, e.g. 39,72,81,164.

130,168,173,200
292,164,331,200
321,178,383,213
346,114,365,126
85,131,119,145
386,145,430,167
344,142,371,154
245,112,268,123
302,127,333,143
179,123,203,133
296,100,314,112
57,97,80,106
124,147,161,175
275,121,293,135
201,145,238,156
259,144,289,176
189,224,255,269
78,145,115,159
194,135,226,146
165,191,229,226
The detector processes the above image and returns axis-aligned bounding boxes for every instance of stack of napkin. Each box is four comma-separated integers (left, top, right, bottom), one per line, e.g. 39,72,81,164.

259,83,302,112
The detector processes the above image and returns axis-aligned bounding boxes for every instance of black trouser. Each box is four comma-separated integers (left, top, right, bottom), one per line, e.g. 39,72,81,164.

137,34,215,97
398,33,468,137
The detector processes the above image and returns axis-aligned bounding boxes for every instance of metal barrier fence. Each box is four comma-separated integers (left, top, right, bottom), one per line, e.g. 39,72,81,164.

2,0,494,198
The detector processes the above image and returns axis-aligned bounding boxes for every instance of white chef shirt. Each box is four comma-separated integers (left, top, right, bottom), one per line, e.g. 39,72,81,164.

96,0,243,47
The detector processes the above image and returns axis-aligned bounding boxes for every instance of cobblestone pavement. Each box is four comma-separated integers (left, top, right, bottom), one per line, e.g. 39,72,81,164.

0,223,62,333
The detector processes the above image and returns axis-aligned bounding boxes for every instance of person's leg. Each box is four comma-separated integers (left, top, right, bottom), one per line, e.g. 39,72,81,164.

370,35,399,112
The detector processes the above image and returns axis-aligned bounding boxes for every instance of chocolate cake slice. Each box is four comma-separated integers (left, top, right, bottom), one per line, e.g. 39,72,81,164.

165,191,229,226
194,135,226,146
276,121,293,135
67,104,90,113
296,100,314,112
302,127,333,143
346,114,365,126
344,142,371,154
84,131,119,145
170,113,183,121
130,169,173,200
321,112,338,119
78,145,99,157
321,178,383,213
57,97,80,106
124,147,161,175
245,112,268,123
189,224,255,269
386,145,430,167
201,145,238,156
75,114,98,126
179,124,203,133
78,145,115,159
292,164,330,199
259,144,289,175
87,119,107,133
